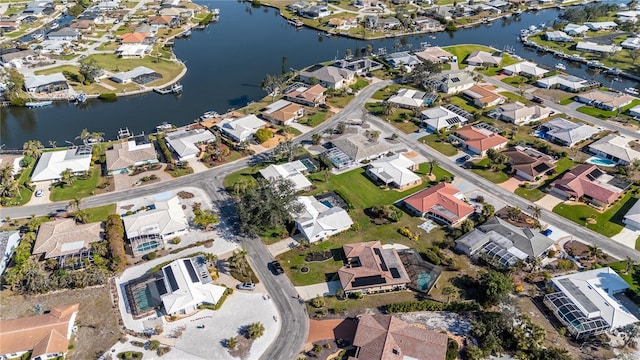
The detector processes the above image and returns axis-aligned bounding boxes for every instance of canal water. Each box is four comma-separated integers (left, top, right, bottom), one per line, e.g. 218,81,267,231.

1,0,635,148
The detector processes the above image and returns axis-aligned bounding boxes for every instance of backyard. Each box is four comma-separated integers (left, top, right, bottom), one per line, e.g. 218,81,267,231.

83,54,184,88
442,44,495,70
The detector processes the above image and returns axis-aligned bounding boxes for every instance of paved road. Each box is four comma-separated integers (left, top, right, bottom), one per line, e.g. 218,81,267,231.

483,76,640,138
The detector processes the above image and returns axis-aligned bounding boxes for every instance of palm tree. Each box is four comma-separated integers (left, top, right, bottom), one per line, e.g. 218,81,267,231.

311,133,322,145
382,101,396,116
74,209,89,224
22,140,44,159
441,286,457,304
528,205,542,221
59,168,75,188
68,197,81,212
247,322,265,339
90,131,105,143
588,245,603,262
76,128,90,145
625,256,636,274
428,158,439,176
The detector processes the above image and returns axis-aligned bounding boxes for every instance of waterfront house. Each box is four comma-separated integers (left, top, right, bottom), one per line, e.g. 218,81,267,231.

302,5,331,18
576,41,621,54
366,153,421,190
403,182,474,225
414,46,453,63
535,74,599,92
621,37,640,50
328,134,391,165
623,200,640,230
123,196,189,256
0,231,20,276
465,50,502,66
119,32,154,45
616,10,640,23
550,164,627,207
0,48,35,68
462,85,505,108
496,102,551,125
449,125,508,156
544,268,640,339
0,303,79,360
333,58,383,75
284,84,326,107
33,219,103,267
216,114,267,142
165,128,216,161
338,241,411,295
110,66,160,84
588,134,640,166
539,118,600,147
413,17,441,31
349,314,448,360
115,44,152,58
378,17,402,30
544,31,573,42
159,7,193,18
149,15,178,28
455,217,554,268
502,61,549,78
259,160,312,192
438,71,475,94
575,89,633,111
0,21,18,33
326,17,357,30
105,135,158,174
502,146,555,181
629,105,640,118
420,106,467,132
564,23,589,35
585,21,618,31
261,100,305,126
31,145,92,182
69,19,93,32
388,88,437,109
299,65,355,89
24,73,69,93
46,26,79,41
292,195,353,242
382,51,422,72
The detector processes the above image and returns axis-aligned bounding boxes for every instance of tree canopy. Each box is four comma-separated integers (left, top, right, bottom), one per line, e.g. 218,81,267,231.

477,270,513,306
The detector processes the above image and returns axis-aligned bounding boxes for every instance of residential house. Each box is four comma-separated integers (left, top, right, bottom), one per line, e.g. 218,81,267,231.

119,32,154,45
403,182,474,225
0,303,79,360
70,19,93,32
502,146,555,181
564,23,589,35
110,66,159,83
115,44,152,58
0,21,18,33
387,88,437,109
629,105,640,118
497,102,551,125
438,71,475,94
158,256,227,316
299,65,355,89
165,128,216,161
326,17,357,30
465,50,502,66
616,10,640,23
539,118,600,147
486,0,511,9
284,84,326,107
215,114,267,142
149,15,178,27
575,89,633,111
338,241,411,294
502,61,549,78
366,153,422,190
31,145,92,182
383,51,422,72
413,16,441,31
303,5,331,18
576,41,622,54
449,125,508,156
413,46,453,63
621,37,640,50
123,196,189,256
259,160,313,192
159,7,193,18
623,200,640,230
544,30,573,42
23,73,69,93
326,134,390,167
33,219,103,267
550,164,627,207
588,134,640,166
105,135,158,174
349,314,448,360
0,231,20,276
261,99,305,125
333,58,383,75
462,85,505,108
535,74,599,92
46,27,79,41
292,196,353,242
0,48,35,68
40,39,71,54
420,106,468,132
544,268,640,339
585,21,618,30
455,217,554,268
378,17,402,30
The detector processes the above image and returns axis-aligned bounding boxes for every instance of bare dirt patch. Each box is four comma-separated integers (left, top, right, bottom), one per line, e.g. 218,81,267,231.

0,286,121,360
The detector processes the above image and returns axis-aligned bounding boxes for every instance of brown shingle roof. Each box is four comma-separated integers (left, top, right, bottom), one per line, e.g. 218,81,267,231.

453,126,508,152
350,314,448,360
105,140,157,171
403,182,474,223
502,148,555,177
33,219,102,259
463,85,504,105
149,15,173,24
263,103,303,123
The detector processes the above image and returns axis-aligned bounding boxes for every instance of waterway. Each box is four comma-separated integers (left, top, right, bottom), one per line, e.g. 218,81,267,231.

1,0,636,148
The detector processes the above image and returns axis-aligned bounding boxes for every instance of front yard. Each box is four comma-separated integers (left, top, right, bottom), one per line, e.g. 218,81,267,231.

470,158,510,184
418,134,458,156
365,103,420,134
49,166,101,202
577,99,640,120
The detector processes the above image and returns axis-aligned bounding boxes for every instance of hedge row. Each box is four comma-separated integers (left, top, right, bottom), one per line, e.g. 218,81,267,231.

156,136,174,163
385,300,480,313
105,214,127,273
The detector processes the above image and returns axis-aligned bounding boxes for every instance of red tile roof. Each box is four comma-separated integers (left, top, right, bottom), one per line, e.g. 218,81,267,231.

463,84,503,104
149,15,173,25
119,32,149,43
403,182,474,223
350,314,448,360
454,126,508,152
550,164,622,204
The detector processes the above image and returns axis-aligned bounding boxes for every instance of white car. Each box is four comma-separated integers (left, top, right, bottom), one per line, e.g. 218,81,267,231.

35,189,44,197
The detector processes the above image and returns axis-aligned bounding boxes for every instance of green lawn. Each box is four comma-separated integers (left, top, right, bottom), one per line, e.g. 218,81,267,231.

349,77,370,92
371,84,416,101
223,166,260,191
514,158,576,202
608,261,638,290
499,91,532,105
442,44,495,70
514,187,545,202
577,100,640,120
298,110,331,127
471,158,509,184
418,134,458,156
326,95,354,108
85,204,116,222
365,103,420,134
559,97,574,106
553,193,637,237
501,76,529,87
83,54,184,88
49,166,101,202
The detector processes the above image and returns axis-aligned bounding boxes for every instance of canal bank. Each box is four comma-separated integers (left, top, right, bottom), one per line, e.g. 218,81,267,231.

1,0,635,148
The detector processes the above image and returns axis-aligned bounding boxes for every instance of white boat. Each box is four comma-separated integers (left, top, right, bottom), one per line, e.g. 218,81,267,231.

211,8,220,15
625,88,639,95
514,9,523,15
555,63,566,70
528,25,537,31
156,122,173,132
25,100,52,108
587,60,603,67
32,33,43,40
49,22,59,30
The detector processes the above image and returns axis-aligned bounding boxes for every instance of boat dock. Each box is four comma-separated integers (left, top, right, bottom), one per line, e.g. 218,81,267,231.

154,83,183,95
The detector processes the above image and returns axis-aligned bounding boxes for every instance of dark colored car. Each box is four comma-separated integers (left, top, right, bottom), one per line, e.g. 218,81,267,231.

456,155,471,163
532,96,544,104
270,261,284,275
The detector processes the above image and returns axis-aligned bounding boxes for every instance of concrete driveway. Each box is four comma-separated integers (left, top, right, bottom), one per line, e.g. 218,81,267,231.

499,177,523,192
295,281,342,300
267,238,300,257
611,227,640,250
26,181,53,205
535,194,565,211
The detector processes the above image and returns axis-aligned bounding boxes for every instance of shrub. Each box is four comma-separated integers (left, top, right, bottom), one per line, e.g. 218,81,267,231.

156,136,174,163
386,300,480,313
105,215,127,272
311,295,325,308
148,340,160,351
171,237,182,245
157,346,171,356
255,128,272,143
145,252,157,260
98,93,117,101
446,339,459,360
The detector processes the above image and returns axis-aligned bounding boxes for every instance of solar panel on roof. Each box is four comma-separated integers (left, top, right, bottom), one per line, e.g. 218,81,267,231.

155,279,167,295
164,266,179,292
390,267,401,279
451,77,460,83
352,275,386,288
183,259,200,283
374,248,388,271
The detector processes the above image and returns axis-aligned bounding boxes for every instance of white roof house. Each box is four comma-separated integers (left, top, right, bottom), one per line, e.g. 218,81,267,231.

629,105,640,118
589,134,640,165
293,196,353,243
544,31,573,42
623,200,640,230
31,146,93,182
540,118,600,147
123,196,188,242
216,115,267,142
259,160,312,192
23,73,67,92
420,106,467,131
0,231,20,276
115,44,151,58
366,154,421,189
165,128,216,161
577,41,622,54
545,267,639,338
465,50,502,66
160,256,227,315
387,88,434,108
502,61,549,77
564,23,589,35
621,37,640,50
535,74,598,92
498,102,551,125
111,66,156,83
383,51,422,72
585,21,618,30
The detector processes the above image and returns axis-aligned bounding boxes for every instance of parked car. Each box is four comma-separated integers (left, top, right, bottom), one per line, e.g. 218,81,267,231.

456,155,470,163
532,96,544,104
35,189,44,197
236,282,256,291
270,261,284,275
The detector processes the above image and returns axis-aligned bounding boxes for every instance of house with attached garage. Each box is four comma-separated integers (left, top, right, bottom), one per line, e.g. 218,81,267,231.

382,51,422,72
110,66,159,83
284,84,326,107
502,61,549,78
165,128,216,161
462,85,505,108
0,49,35,68
496,102,551,125
585,21,618,30
105,135,158,175
535,74,599,93
291,195,353,242
403,182,474,225
622,37,640,50
33,219,103,268
449,125,508,156
420,106,468,132
465,50,503,66
366,153,422,190
413,46,454,63
576,41,622,54
502,146,555,182
538,118,600,147
326,134,391,167
215,114,267,142
261,99,305,126
564,23,589,35
299,65,355,89
588,134,640,166
437,71,475,94
259,160,313,192
575,89,633,111
333,58,383,75
31,145,92,182
544,31,573,42
387,88,438,109
549,164,628,207
46,27,79,41
23,73,69,93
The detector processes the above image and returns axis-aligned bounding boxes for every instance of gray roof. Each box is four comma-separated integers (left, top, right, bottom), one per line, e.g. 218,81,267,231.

24,73,67,90
440,71,474,87
47,26,78,38
541,118,599,146
0,49,35,63
0,231,20,259
477,217,554,258
165,129,215,158
111,66,156,83
300,65,354,85
331,134,390,162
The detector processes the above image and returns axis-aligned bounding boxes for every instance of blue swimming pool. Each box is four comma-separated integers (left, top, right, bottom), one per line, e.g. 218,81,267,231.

534,130,548,139
320,200,333,208
416,272,433,292
586,156,617,167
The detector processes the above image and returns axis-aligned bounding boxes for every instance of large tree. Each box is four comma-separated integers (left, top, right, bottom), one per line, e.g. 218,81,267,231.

261,74,287,101
412,60,443,89
22,140,44,159
272,139,301,163
79,59,102,83
477,270,513,306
